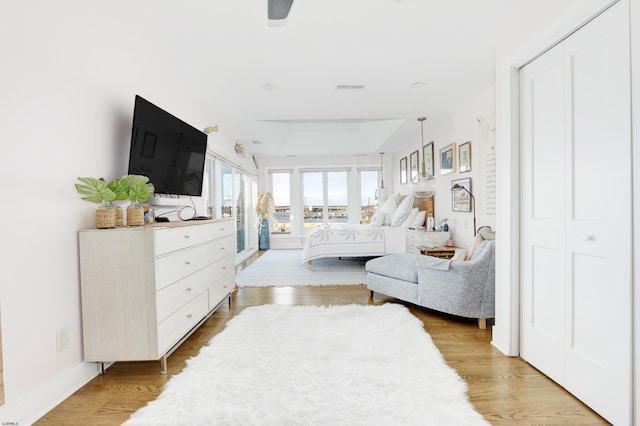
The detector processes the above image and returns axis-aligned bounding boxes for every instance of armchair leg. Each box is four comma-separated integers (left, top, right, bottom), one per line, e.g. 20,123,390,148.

478,318,487,329
369,290,374,299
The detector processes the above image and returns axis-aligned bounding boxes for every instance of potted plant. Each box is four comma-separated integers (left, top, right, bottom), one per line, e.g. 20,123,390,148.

75,177,117,228
106,176,131,226
124,174,155,226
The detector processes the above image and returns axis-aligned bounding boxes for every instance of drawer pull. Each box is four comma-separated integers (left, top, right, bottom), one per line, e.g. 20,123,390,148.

584,235,596,242
183,235,190,239
185,261,191,265
221,266,226,270
187,313,193,318
186,287,192,292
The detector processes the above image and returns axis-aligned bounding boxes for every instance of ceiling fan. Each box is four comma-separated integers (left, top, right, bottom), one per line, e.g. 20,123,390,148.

268,0,294,20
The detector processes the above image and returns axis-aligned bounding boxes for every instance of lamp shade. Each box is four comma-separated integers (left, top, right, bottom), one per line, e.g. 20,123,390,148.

375,186,390,203
411,172,437,198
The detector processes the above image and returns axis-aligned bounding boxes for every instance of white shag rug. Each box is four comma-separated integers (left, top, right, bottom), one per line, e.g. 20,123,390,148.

125,304,489,426
236,249,369,287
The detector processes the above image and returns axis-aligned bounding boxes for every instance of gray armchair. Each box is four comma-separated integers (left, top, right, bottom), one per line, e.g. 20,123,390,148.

365,240,495,329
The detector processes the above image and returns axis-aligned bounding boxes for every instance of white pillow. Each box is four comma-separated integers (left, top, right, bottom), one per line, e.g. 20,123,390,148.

391,193,415,226
413,210,427,227
380,197,398,226
401,208,419,227
372,212,385,227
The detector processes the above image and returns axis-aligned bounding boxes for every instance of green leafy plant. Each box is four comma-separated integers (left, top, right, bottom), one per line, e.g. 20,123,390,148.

107,176,131,202
75,177,116,203
126,175,155,204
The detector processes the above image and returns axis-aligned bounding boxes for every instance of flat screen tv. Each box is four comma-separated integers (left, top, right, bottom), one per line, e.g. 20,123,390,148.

128,95,207,197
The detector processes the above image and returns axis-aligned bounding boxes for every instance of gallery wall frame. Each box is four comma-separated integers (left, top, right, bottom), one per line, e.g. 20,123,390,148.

400,156,408,184
451,177,472,212
440,143,457,175
423,141,434,176
409,150,419,183
459,141,472,173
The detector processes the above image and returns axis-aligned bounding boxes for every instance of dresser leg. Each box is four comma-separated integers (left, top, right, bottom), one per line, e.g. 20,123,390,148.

161,355,167,374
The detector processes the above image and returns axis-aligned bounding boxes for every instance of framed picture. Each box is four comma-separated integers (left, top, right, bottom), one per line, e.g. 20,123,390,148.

423,141,434,176
459,141,471,173
409,150,419,182
440,143,456,175
400,156,408,185
451,177,472,212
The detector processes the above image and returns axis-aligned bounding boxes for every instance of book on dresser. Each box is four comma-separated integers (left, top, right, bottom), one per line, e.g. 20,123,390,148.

78,218,236,372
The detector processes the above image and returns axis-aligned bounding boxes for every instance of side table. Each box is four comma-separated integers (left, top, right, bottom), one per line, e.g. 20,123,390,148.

418,246,458,259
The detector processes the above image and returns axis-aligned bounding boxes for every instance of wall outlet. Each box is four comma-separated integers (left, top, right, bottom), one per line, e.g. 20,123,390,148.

56,326,70,353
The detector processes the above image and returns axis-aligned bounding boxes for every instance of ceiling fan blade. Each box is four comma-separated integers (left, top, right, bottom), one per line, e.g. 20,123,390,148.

268,0,294,20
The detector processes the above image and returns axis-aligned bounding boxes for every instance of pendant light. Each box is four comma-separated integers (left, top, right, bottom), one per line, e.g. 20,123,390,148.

410,116,437,198
374,152,390,203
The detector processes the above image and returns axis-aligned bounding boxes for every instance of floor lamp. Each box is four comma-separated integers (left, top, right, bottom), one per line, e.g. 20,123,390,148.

451,184,476,236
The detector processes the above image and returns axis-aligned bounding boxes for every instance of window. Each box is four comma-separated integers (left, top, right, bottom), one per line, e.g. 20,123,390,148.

327,171,348,223
360,170,379,224
271,171,291,232
220,163,233,218
302,170,348,230
303,171,323,229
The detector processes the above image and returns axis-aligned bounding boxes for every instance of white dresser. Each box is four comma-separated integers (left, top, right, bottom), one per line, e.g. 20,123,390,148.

405,229,450,253
79,219,235,372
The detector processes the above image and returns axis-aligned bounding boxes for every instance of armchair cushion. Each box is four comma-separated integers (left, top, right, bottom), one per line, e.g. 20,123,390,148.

365,253,419,283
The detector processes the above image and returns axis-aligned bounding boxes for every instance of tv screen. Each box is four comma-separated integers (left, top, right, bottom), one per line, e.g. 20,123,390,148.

128,95,207,197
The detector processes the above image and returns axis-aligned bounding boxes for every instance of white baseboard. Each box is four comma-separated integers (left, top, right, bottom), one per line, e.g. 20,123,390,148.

0,361,101,425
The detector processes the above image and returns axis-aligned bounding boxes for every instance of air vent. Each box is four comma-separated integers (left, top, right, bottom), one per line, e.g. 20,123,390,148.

336,85,365,90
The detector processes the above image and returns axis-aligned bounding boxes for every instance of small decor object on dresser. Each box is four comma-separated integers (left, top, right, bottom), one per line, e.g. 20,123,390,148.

125,175,154,226
75,175,154,229
75,177,117,229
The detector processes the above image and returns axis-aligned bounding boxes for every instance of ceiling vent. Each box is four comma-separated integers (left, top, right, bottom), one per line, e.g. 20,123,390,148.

336,85,365,90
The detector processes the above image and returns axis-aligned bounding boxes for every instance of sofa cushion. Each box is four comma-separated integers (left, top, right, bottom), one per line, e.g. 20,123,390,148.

365,254,419,282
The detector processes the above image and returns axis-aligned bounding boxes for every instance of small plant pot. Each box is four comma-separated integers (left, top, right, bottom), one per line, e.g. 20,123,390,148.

96,202,116,229
127,203,145,226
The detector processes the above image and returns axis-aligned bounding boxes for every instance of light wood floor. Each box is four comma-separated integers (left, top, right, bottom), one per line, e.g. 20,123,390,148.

36,253,608,425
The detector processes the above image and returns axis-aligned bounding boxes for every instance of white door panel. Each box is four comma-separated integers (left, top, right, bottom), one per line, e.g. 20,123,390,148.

521,2,631,424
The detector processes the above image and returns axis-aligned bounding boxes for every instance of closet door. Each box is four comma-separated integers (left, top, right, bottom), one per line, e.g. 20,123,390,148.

520,2,632,425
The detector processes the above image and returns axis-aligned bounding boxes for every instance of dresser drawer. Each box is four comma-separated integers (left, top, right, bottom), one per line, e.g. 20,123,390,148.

154,221,235,255
208,270,235,309
407,230,425,242
156,265,216,322
155,235,234,290
158,291,209,354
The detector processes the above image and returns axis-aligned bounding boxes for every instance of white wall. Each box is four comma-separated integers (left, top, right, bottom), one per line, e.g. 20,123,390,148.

0,2,219,423
391,86,494,251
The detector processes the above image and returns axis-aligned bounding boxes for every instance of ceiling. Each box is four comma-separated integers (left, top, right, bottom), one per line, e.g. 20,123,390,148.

99,0,497,157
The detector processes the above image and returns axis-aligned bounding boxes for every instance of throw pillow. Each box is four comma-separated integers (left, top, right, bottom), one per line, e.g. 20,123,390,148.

372,212,385,227
380,196,398,226
413,210,427,227
478,226,495,240
401,208,419,227
391,193,415,226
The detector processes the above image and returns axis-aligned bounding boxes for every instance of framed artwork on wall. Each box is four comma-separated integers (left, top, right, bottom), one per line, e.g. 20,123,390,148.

459,141,472,173
451,177,472,212
440,143,456,175
409,150,419,183
400,156,408,184
423,141,434,176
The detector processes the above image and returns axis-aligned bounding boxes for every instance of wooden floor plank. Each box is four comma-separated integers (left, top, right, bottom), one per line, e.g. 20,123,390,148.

35,253,608,425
